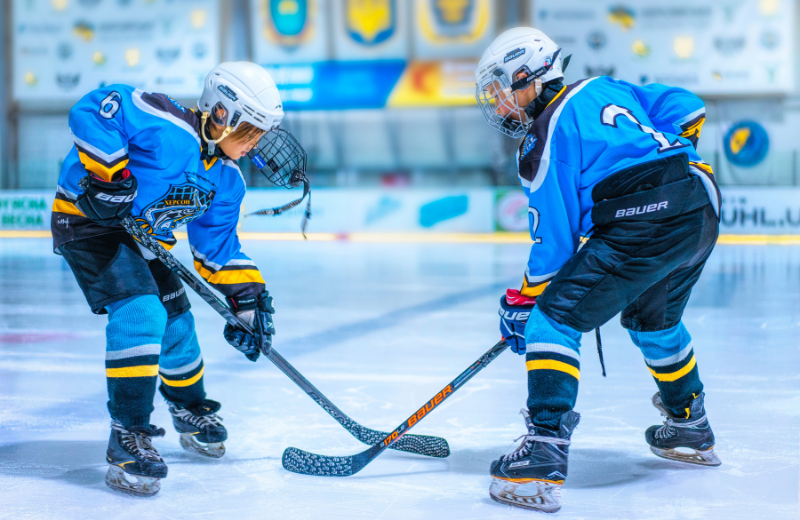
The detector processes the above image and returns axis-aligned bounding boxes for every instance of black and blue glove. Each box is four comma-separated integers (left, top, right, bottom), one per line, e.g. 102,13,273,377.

223,291,275,362
76,170,137,227
499,289,536,355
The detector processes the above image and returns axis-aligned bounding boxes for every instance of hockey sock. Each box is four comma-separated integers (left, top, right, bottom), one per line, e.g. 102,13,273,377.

524,307,582,429
158,310,206,407
105,295,167,428
628,322,704,418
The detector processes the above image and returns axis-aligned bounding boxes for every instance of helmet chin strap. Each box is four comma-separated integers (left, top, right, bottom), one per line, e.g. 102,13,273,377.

200,111,233,156
534,78,543,97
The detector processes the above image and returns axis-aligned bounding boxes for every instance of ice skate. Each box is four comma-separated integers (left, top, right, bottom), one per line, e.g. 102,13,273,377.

646,391,721,467
105,421,168,497
167,399,227,458
489,409,580,513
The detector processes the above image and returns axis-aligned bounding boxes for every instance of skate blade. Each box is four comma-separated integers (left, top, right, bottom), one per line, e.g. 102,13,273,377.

105,465,161,497
650,445,722,467
179,433,226,458
489,477,562,513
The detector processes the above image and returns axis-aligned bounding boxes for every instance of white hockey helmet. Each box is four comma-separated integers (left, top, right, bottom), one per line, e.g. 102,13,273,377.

475,27,566,138
198,61,284,154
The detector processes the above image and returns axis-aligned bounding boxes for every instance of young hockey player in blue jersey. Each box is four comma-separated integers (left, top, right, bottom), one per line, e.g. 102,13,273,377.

52,62,307,496
475,28,721,513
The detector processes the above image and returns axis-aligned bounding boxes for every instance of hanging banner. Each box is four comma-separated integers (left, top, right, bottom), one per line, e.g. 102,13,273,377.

412,0,495,59
251,0,329,65
12,0,220,101
533,0,795,95
331,0,409,60
387,60,477,107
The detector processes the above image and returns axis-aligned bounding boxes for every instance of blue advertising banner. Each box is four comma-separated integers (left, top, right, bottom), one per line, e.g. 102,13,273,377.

263,61,406,109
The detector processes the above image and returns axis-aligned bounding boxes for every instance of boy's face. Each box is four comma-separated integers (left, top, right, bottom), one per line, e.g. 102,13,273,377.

218,131,264,159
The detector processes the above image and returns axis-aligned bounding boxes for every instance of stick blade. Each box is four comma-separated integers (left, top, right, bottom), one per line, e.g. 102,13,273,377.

282,447,359,477
351,425,450,458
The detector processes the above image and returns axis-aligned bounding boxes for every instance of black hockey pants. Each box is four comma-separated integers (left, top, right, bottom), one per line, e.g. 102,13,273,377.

537,153,719,333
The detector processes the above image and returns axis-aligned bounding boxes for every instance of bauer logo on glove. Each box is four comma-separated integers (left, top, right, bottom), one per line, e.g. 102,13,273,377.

499,289,536,355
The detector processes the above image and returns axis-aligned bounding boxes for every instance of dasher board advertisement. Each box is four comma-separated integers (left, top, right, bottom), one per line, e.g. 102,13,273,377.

250,0,330,65
533,0,794,95
12,0,221,101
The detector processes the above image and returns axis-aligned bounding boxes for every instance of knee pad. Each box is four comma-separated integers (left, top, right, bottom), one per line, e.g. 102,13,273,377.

525,306,582,356
628,321,692,362
106,295,168,350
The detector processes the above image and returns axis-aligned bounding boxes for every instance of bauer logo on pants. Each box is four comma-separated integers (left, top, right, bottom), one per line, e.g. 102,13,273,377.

615,201,668,218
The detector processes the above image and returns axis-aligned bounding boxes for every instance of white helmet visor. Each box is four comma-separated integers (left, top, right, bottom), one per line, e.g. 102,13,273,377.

476,69,528,139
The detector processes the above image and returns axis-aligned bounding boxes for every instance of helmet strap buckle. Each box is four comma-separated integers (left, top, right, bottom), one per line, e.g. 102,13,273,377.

200,111,233,156
534,78,543,97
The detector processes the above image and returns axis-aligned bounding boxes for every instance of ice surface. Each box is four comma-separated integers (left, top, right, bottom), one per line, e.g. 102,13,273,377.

0,238,798,519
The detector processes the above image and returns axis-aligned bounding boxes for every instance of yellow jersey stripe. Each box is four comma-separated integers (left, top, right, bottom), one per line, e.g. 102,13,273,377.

648,355,697,382
689,161,714,175
78,151,129,182
160,366,204,387
195,260,265,286
546,86,568,108
106,364,159,378
526,359,580,380
520,282,548,298
52,199,85,217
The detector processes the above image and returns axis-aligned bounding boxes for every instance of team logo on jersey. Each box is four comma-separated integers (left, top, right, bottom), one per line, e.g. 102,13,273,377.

264,0,314,48
521,135,537,158
419,0,490,43
345,0,395,46
504,48,525,63
137,185,216,237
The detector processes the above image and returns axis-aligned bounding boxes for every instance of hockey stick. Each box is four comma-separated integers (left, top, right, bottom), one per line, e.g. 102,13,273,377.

121,216,450,459
282,339,509,477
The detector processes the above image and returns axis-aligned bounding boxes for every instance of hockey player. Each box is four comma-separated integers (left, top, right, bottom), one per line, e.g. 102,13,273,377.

475,28,721,512
51,62,306,496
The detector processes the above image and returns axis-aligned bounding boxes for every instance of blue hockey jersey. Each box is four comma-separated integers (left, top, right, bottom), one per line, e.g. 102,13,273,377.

51,85,264,298
517,76,719,297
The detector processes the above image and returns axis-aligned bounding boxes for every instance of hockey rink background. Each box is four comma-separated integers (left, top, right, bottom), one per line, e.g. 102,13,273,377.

1,0,800,518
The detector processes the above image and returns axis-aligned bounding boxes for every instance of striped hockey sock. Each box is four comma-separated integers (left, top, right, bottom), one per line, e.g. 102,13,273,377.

524,307,582,429
105,295,167,428
158,310,206,407
628,322,704,417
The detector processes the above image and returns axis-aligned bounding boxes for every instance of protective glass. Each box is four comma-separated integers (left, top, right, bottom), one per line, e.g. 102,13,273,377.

248,129,308,188
476,70,528,139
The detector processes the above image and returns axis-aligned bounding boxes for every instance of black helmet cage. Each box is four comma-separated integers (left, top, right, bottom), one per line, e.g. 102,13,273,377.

248,129,308,188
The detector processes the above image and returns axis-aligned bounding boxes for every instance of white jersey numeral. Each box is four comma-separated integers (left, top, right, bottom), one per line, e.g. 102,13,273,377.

601,104,687,153
99,92,122,120
528,207,543,244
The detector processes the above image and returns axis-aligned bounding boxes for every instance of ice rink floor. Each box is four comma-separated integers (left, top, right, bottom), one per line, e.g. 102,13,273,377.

0,237,798,519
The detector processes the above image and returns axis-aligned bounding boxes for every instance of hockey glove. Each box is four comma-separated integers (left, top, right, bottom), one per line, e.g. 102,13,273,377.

223,291,275,362
76,171,138,227
499,289,536,355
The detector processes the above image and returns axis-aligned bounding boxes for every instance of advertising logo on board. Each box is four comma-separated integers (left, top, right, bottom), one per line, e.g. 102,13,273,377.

345,0,395,46
724,121,770,168
264,0,314,48
419,0,490,43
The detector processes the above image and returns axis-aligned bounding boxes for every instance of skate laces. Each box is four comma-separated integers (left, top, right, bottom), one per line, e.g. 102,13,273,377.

503,409,570,462
654,414,707,440
170,406,223,429
112,422,165,461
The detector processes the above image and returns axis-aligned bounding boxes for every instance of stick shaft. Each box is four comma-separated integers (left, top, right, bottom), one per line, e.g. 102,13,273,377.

122,217,449,457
